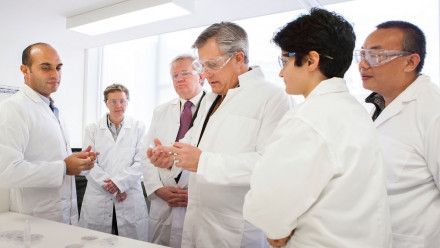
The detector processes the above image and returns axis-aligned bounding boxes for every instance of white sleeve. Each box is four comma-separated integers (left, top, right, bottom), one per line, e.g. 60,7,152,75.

425,114,440,190
141,110,165,198
0,101,64,188
82,123,111,189
243,117,335,239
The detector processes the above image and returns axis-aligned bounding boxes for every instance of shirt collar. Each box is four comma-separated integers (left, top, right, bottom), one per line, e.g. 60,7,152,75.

179,90,204,107
107,114,124,128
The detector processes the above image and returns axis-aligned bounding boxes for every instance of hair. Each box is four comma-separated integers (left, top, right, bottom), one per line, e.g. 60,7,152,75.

272,8,355,78
192,22,249,64
170,54,204,86
376,21,426,73
169,54,197,73
103,83,130,102
22,42,52,68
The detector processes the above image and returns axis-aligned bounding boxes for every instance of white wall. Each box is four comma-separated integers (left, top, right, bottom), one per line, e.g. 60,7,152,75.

0,37,86,148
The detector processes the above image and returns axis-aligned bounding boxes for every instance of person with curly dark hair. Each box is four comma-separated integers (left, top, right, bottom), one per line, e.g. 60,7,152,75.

244,8,392,248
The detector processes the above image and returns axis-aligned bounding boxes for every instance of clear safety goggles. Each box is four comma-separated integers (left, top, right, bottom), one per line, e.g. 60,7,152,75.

354,49,412,67
192,53,236,74
171,70,198,80
107,99,129,106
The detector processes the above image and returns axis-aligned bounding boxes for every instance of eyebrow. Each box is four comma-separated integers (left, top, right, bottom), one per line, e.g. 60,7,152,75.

39,62,63,67
361,45,382,49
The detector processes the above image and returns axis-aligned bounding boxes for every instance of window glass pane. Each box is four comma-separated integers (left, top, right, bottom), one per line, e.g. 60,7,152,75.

96,0,439,127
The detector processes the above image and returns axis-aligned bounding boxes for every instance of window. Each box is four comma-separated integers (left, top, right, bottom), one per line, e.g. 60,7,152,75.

87,0,439,128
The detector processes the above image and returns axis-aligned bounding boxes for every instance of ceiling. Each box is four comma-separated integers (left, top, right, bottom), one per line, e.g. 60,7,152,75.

0,0,348,49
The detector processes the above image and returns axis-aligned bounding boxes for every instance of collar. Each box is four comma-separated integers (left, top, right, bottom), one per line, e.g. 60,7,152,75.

21,84,48,104
107,114,125,128
179,90,204,107
237,66,264,88
306,77,348,100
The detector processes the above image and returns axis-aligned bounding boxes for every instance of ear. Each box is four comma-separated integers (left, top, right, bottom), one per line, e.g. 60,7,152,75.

20,64,30,78
403,53,421,73
234,51,245,65
306,51,320,72
198,73,204,85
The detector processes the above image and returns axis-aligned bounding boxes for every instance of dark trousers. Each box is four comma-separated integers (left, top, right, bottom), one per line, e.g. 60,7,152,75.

111,204,118,235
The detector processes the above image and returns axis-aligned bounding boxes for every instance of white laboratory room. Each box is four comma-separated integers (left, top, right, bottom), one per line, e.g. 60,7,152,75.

0,0,439,247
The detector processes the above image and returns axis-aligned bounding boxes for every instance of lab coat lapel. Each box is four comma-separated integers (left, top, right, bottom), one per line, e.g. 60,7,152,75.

22,85,58,123
116,117,131,143
99,116,115,143
374,78,420,128
171,98,181,141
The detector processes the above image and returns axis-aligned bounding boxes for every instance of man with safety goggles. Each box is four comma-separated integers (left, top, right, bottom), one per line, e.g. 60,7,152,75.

149,21,292,247
358,21,440,248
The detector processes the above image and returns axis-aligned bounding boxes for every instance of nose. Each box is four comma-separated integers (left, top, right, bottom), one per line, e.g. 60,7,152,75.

203,69,214,78
49,69,60,78
279,68,284,78
358,58,370,72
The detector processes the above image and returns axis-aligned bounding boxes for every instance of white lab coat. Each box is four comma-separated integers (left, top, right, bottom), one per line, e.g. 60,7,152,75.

243,78,392,248
78,115,149,241
142,96,198,247
0,84,78,224
373,75,440,248
175,66,292,247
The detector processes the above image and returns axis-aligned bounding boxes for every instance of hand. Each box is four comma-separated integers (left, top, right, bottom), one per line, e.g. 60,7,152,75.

147,139,174,169
103,179,120,194
116,191,127,202
155,187,188,207
267,229,295,248
65,146,99,175
159,142,201,172
167,188,188,207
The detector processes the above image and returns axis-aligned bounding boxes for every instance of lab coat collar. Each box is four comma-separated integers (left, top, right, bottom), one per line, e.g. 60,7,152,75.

221,66,264,103
305,77,348,100
21,84,47,104
99,114,132,129
374,74,427,127
237,66,264,88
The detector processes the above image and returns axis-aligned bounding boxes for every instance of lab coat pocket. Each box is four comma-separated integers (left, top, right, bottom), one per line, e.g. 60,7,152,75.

392,233,424,248
378,135,413,183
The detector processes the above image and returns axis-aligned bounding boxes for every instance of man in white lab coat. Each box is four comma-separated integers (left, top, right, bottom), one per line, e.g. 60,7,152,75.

150,22,292,247
357,21,440,247
142,54,205,247
79,84,149,241
0,43,97,224
243,9,392,248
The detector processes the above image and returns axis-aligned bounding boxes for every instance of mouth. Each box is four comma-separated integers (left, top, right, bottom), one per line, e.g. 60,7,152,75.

360,74,372,81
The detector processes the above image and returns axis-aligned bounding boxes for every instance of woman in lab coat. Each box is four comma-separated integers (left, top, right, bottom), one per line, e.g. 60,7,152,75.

79,84,148,241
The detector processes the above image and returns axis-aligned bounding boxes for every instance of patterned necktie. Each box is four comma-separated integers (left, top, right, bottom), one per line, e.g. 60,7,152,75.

176,101,193,141
49,99,59,121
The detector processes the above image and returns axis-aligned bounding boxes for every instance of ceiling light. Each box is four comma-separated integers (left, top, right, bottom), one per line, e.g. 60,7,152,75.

67,0,193,36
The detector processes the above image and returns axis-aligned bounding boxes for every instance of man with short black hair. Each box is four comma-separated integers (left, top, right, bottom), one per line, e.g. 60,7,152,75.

357,20,440,247
0,42,97,224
